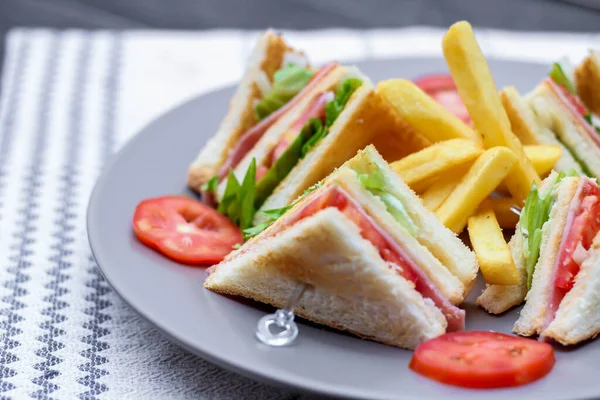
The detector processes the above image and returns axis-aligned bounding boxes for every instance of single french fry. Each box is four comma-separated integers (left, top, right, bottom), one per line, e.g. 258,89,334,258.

524,145,562,176
436,147,518,233
391,139,482,192
496,144,563,194
442,21,540,202
420,164,471,211
491,197,521,229
376,79,482,145
468,199,520,285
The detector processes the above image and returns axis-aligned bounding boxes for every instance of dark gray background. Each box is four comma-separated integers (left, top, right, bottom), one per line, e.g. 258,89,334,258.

0,0,599,71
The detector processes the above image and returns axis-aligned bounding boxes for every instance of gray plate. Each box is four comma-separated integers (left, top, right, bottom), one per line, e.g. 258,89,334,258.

88,57,600,400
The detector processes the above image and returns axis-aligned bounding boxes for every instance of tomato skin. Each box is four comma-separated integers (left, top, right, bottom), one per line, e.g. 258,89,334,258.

410,331,555,389
132,195,243,265
414,74,471,124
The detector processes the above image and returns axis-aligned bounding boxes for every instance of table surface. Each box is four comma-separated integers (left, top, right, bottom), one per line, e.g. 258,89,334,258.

1,0,600,93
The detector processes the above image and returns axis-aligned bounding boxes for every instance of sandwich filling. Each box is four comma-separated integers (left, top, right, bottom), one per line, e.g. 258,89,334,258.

216,62,339,180
215,71,363,229
543,178,600,332
546,77,600,149
260,185,465,331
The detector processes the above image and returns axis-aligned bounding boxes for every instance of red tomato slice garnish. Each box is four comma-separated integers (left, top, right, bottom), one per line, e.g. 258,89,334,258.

410,331,555,389
414,74,471,124
132,195,243,265
555,182,600,289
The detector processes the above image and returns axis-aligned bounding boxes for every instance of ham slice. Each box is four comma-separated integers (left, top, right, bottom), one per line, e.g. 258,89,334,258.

267,91,333,167
217,62,338,181
546,78,600,149
262,185,465,331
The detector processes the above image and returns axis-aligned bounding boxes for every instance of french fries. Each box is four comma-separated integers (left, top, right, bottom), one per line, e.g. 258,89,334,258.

467,199,520,285
391,139,482,192
496,145,562,194
491,197,521,229
524,145,562,177
377,79,482,145
442,21,540,202
436,147,518,233
420,164,471,211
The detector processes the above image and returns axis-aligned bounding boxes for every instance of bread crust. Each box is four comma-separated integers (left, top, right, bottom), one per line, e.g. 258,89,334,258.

205,208,447,349
513,177,580,336
188,30,302,191
502,85,583,174
575,51,600,117
543,230,600,345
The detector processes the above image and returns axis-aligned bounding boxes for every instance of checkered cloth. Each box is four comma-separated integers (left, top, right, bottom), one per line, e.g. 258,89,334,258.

0,27,598,399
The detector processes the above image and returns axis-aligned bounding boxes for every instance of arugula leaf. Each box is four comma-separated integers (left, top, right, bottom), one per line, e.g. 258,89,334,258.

217,160,257,229
242,222,271,240
201,176,219,193
239,159,257,230
243,183,323,240
549,62,576,94
218,169,241,219
255,65,314,121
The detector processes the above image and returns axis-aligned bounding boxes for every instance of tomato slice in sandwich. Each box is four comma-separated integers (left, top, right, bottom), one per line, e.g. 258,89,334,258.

410,331,555,389
413,74,471,124
132,196,243,265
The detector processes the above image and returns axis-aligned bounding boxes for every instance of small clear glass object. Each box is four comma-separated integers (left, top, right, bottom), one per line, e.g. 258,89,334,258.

510,205,522,217
256,284,307,346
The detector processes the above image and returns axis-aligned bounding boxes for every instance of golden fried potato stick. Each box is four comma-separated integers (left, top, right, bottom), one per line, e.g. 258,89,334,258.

376,79,482,145
442,21,540,202
491,197,521,229
496,145,562,194
419,164,471,211
391,138,482,192
468,199,519,285
436,147,518,233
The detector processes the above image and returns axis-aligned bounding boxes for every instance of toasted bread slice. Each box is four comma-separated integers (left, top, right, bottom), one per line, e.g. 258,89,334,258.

575,50,600,117
501,86,582,174
528,83,600,177
513,177,580,336
188,30,305,191
542,231,600,345
205,207,447,350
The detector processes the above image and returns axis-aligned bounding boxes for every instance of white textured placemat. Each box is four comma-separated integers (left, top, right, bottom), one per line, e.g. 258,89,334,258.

0,27,598,399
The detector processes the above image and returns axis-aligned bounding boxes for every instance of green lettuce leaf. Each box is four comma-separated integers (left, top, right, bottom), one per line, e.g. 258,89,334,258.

301,78,363,157
255,65,314,121
375,190,419,236
300,119,328,157
549,62,576,94
255,120,316,208
520,169,579,289
218,169,240,218
325,78,363,127
357,165,418,236
357,169,386,191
